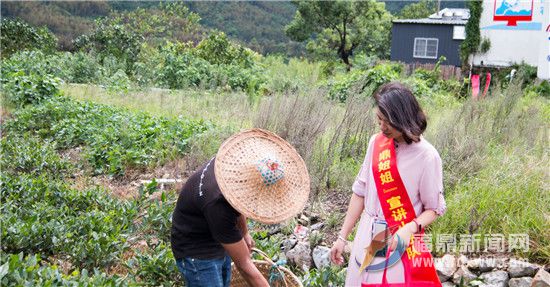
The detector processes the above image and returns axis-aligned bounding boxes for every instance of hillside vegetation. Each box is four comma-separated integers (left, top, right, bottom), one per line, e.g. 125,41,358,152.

1,4,548,286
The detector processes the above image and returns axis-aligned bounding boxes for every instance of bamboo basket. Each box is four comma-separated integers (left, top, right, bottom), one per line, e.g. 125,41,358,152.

230,248,302,287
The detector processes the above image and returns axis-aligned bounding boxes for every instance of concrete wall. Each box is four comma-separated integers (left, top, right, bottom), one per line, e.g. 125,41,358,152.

474,0,550,79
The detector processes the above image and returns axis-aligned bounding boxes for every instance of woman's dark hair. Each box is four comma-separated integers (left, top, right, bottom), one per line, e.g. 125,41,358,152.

374,82,427,144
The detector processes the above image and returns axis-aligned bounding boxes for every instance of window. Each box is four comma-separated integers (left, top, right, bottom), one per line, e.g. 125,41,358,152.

453,26,466,40
413,38,438,59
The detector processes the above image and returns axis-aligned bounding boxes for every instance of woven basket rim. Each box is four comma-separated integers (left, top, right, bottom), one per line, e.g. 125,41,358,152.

230,259,303,287
215,128,310,224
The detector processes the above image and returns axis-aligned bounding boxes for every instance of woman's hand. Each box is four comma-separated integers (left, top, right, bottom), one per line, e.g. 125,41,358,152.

389,222,416,251
330,238,346,265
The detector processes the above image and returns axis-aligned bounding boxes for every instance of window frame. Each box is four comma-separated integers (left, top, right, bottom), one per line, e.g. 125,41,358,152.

413,37,439,59
453,26,466,40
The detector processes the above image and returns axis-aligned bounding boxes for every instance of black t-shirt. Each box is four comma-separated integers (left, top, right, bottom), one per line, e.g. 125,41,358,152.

171,158,243,260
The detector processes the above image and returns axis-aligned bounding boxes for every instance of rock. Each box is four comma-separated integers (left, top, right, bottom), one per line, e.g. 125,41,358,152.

303,211,320,223
436,254,457,282
298,214,311,226
458,255,469,266
281,237,298,252
442,282,456,287
508,277,533,287
532,268,550,287
267,224,282,236
293,225,309,240
452,265,478,285
162,173,170,179
479,270,509,287
285,241,312,271
468,258,495,272
312,246,331,269
310,222,325,231
508,259,539,278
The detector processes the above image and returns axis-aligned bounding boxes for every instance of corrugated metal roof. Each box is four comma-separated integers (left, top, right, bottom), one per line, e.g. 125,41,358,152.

394,8,469,25
393,18,468,25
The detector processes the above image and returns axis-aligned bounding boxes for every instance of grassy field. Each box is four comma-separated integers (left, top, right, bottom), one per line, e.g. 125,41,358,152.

63,71,550,264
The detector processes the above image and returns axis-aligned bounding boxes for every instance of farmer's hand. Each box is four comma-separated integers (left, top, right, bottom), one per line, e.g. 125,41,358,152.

244,233,255,253
389,222,416,251
330,238,346,265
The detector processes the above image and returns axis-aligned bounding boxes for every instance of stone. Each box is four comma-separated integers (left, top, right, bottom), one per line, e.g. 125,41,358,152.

293,224,309,240
298,214,311,226
285,241,312,271
436,254,458,282
479,270,509,287
532,268,550,287
452,265,478,285
310,222,325,231
508,277,533,287
267,224,282,236
281,237,298,252
468,257,496,272
312,246,331,269
458,255,469,266
442,282,456,287
508,259,539,278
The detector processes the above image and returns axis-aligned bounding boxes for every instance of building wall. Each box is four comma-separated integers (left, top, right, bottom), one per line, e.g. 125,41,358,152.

474,0,550,79
390,23,463,66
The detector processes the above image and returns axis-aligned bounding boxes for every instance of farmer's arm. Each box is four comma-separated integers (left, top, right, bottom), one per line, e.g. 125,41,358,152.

237,215,254,252
222,240,269,287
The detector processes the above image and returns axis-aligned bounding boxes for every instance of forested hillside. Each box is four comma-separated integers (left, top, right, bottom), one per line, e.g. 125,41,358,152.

1,1,303,55
2,1,465,55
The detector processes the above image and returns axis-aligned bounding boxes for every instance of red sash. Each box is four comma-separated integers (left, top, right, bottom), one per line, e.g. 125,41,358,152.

362,133,441,287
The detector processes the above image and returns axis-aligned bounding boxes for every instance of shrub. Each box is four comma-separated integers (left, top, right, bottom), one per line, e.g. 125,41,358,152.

0,134,72,178
195,31,256,68
2,70,61,107
328,63,401,102
74,22,142,75
125,243,180,286
1,174,137,268
0,253,129,286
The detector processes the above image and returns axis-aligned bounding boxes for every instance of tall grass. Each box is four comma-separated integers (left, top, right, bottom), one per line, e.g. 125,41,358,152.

62,62,549,262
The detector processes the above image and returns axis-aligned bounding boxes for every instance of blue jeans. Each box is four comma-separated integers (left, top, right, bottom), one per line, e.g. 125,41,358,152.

176,255,232,287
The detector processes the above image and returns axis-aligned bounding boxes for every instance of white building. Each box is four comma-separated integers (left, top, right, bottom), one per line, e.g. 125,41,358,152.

472,0,549,79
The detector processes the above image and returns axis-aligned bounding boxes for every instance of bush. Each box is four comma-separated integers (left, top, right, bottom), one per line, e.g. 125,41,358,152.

327,63,401,102
0,134,72,178
1,174,137,268
156,41,266,92
0,252,129,286
195,31,257,68
125,243,180,286
2,70,61,107
74,22,142,75
1,50,65,79
66,52,103,84
526,80,550,98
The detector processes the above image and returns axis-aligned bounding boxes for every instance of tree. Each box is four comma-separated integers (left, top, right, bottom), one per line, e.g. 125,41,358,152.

0,19,57,58
460,0,482,66
73,21,142,75
399,0,437,19
285,0,392,70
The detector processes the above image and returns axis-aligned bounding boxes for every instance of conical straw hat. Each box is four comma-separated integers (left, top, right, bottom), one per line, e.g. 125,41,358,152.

215,128,310,224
